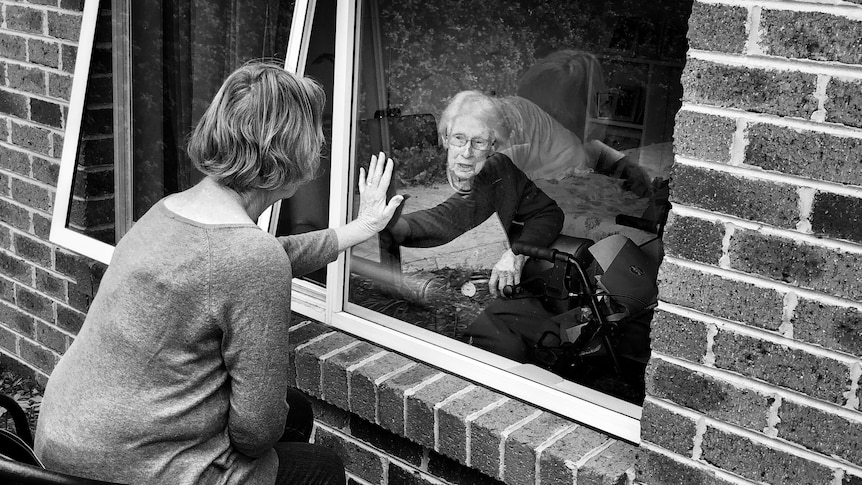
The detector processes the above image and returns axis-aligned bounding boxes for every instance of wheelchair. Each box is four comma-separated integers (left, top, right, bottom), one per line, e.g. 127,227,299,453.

508,233,660,400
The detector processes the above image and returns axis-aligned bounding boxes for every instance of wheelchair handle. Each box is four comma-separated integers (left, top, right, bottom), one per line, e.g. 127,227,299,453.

511,242,568,263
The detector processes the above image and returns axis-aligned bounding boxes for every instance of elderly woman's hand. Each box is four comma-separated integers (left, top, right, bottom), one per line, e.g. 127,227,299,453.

488,248,527,298
335,152,404,251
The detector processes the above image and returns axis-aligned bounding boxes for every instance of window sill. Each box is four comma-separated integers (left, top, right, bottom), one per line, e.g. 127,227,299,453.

288,319,637,484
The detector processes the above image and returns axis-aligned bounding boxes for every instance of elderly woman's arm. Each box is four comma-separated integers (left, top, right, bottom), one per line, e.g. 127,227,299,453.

277,152,403,275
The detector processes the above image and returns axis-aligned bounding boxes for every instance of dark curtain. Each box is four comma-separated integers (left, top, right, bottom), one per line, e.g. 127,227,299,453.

131,0,294,220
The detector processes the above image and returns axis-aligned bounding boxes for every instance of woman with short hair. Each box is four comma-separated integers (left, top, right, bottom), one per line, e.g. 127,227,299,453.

35,61,403,485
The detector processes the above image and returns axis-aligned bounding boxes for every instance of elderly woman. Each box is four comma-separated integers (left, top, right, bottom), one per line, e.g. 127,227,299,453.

388,90,564,297
35,62,402,485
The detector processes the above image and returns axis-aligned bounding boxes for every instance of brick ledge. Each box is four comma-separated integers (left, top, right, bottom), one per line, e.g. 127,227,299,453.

289,319,637,485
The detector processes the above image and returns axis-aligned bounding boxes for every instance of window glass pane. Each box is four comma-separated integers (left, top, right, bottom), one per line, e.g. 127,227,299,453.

274,0,336,286
65,0,115,245
130,0,295,220
347,0,691,405
61,0,295,249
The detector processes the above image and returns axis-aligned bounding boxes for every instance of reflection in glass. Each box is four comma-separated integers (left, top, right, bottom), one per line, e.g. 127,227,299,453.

65,0,295,245
131,0,294,220
347,0,691,405
274,0,336,286
67,0,115,245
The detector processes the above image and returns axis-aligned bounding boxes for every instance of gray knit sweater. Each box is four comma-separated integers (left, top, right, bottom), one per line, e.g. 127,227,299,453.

34,198,338,485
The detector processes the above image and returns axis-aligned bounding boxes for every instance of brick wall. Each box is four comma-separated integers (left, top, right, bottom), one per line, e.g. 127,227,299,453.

639,1,862,484
1,1,861,485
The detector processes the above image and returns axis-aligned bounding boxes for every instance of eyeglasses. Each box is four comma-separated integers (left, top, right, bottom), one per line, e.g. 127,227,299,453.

447,134,494,151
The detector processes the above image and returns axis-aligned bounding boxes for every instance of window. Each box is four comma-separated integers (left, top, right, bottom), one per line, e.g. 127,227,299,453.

53,0,692,443
52,0,297,262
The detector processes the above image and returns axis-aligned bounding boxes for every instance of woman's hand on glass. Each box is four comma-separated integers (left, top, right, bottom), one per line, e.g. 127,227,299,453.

335,152,404,251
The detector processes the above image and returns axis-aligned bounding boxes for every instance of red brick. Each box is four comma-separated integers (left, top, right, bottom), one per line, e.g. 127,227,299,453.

539,426,609,485
70,168,115,198
730,229,862,301
0,33,27,62
0,326,18,353
7,64,46,96
0,276,16,302
0,145,31,176
650,310,709,363
0,300,36,337
640,400,697,455
671,164,800,229
47,11,81,41
811,192,862,244
16,285,53,321
503,412,572,485
826,79,862,129
0,250,32,284
28,38,60,69
308,394,350,431
745,123,862,187
10,123,52,156
314,426,384,484
701,426,834,484
673,111,735,164
320,341,380,409
682,59,818,119
713,330,851,404
36,321,66,353
349,416,423,467
349,351,413,423
55,304,84,334
34,268,64,300
5,6,45,35
646,359,771,430
60,44,77,73
30,98,63,128
0,198,32,231
48,73,73,100
470,399,535,479
579,440,637,485
427,450,504,485
18,338,57,374
31,156,60,186
663,213,724,265
687,3,747,54
60,0,85,10
11,177,52,212
762,10,862,64
14,233,52,267
377,363,437,435
437,386,502,464
637,448,733,485
405,373,470,449
32,212,51,239
658,263,784,331
67,197,114,229
293,332,356,396
777,400,862,466
0,90,29,119
387,464,435,485
792,298,862,356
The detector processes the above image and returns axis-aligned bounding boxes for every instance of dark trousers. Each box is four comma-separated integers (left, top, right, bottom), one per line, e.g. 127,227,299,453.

273,388,345,485
465,297,560,363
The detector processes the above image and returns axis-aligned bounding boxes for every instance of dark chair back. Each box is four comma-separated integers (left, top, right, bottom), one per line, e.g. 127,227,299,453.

0,458,124,485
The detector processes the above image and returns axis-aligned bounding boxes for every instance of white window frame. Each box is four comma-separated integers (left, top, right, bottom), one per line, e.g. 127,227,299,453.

52,0,643,443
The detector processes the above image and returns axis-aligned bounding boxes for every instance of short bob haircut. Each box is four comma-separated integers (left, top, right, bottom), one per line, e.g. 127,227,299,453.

187,60,326,194
437,90,512,146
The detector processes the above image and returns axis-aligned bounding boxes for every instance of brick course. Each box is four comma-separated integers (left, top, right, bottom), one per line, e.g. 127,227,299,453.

760,10,862,64
712,330,851,405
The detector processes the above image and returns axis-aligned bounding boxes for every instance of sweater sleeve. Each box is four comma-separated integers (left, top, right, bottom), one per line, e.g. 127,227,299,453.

399,193,489,248
214,231,294,458
508,167,565,249
276,228,339,277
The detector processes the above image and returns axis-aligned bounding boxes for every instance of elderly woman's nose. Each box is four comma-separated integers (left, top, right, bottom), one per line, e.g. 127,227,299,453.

460,143,476,157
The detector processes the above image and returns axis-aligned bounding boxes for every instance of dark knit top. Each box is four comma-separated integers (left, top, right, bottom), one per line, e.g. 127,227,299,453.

399,153,564,249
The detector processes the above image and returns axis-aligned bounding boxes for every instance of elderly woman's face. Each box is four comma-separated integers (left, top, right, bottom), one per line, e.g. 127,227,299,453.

445,115,494,181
